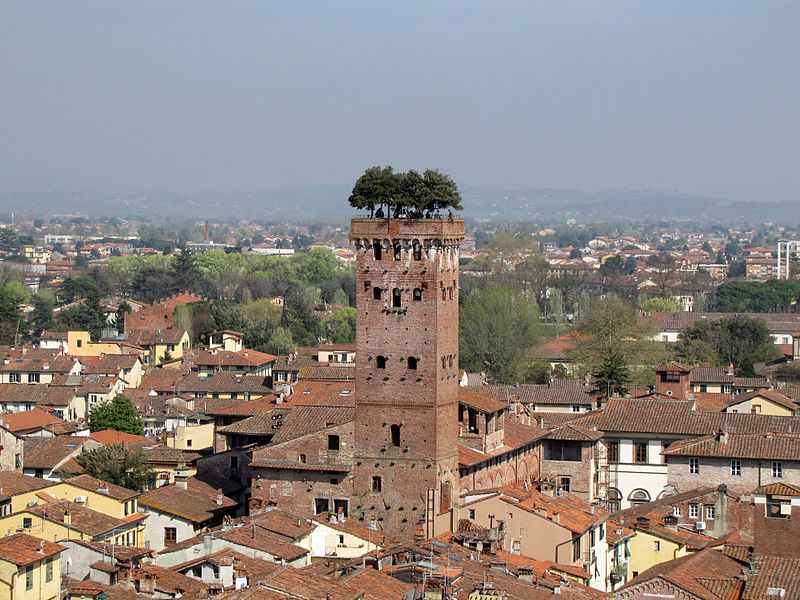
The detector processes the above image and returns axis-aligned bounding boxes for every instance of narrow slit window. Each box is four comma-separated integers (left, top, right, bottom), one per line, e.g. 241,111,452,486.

393,288,402,307
413,242,422,260
372,476,382,492
373,241,382,260
442,288,447,300
390,424,401,447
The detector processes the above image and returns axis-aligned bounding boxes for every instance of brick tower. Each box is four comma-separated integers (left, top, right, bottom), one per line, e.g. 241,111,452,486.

350,217,465,539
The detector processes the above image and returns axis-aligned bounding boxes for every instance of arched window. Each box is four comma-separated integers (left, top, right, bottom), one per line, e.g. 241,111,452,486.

372,476,382,492
607,488,622,512
392,288,402,308
442,288,447,300
449,287,453,300
441,356,447,369
413,288,423,301
373,287,382,300
413,241,422,261
628,489,651,507
299,454,306,464
448,355,454,368
407,356,418,370
373,241,382,260
390,424,401,447
376,355,386,369
393,242,402,260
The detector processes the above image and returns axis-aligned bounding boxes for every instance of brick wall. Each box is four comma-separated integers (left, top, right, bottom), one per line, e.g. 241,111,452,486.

350,218,464,537
667,456,800,495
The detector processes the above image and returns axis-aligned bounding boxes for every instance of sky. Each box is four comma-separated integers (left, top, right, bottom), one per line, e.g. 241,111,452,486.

1,1,798,202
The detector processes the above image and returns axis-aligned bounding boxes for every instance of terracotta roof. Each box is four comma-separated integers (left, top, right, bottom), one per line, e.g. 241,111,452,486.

568,398,800,436
133,564,205,595
0,471,55,500
138,481,237,523
0,355,77,373
176,372,273,395
0,384,79,408
503,421,551,447
25,499,143,536
269,406,354,444
206,395,275,416
64,474,139,501
280,380,357,408
663,432,800,461
244,508,314,540
730,389,798,412
691,366,735,384
217,408,291,436
527,331,588,361
495,483,609,535
0,533,65,565
0,408,64,434
752,482,800,496
65,578,151,600
90,430,148,445
620,549,743,600
742,556,800,600
24,436,93,470
546,424,604,442
172,548,281,585
296,365,355,380
458,387,508,414
183,348,277,369
339,567,415,600
479,383,594,406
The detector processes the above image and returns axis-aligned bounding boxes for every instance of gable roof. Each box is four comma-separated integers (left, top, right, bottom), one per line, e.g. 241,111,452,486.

23,436,93,470
138,481,237,523
619,549,744,600
0,471,55,501
63,474,139,501
458,387,507,414
0,534,65,566
742,556,800,600
729,389,798,412
0,408,64,435
568,398,800,436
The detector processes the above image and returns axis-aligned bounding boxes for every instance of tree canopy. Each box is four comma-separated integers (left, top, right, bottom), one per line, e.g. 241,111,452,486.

72,444,155,492
89,394,144,435
715,280,800,313
675,315,781,376
348,166,463,218
460,285,542,383
571,294,667,389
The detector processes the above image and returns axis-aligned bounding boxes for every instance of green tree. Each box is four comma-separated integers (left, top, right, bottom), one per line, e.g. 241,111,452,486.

590,351,631,397
171,246,200,291
675,315,780,376
88,395,144,435
115,301,131,334
640,297,679,313
159,349,173,364
460,285,543,383
325,307,356,344
266,326,295,356
72,444,155,492
27,294,54,338
572,295,665,387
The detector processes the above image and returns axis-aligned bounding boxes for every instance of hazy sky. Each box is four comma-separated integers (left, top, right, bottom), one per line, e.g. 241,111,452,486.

2,1,798,201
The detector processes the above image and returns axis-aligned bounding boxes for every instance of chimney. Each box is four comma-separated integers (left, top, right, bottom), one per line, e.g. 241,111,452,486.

63,511,71,526
726,363,734,376
338,507,345,523
216,490,223,506
175,462,189,489
717,429,728,444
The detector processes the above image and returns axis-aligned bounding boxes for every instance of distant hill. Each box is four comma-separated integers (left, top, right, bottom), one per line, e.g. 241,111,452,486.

0,185,793,225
